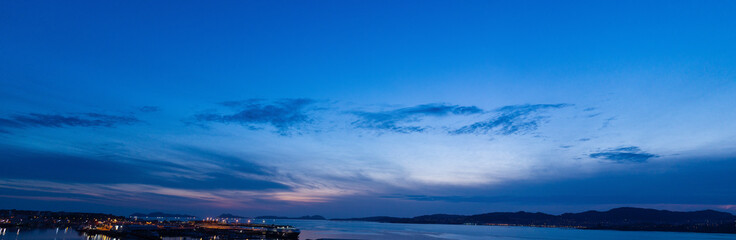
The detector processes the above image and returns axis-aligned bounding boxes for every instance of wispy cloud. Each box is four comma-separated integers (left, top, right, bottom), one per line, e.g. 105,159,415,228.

191,101,575,136
383,194,508,203
352,103,483,133
0,178,353,209
0,194,86,202
589,146,658,163
452,104,571,135
0,112,140,131
195,98,316,135
0,146,288,191
138,106,161,113
0,118,24,129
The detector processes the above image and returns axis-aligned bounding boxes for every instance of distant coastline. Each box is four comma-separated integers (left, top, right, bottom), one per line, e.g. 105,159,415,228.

3,207,734,234
130,212,197,218
256,215,326,220
332,207,736,234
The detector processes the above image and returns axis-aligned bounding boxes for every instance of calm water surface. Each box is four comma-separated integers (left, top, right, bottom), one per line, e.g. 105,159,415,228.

2,220,734,240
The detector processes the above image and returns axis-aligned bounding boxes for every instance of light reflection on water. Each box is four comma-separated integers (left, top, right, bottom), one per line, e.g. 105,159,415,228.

269,219,736,240
2,221,736,240
0,227,76,240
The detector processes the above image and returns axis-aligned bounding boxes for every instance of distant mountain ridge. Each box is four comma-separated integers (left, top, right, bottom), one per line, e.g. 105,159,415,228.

335,207,736,234
130,212,197,218
256,215,326,220
218,213,247,218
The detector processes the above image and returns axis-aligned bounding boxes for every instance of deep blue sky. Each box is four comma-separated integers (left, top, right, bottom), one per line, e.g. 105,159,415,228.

1,0,736,217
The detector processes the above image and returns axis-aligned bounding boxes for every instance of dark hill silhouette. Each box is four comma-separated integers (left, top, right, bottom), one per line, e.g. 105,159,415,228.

559,207,735,225
130,212,197,218
218,213,247,218
256,215,326,220
334,207,736,234
467,211,559,225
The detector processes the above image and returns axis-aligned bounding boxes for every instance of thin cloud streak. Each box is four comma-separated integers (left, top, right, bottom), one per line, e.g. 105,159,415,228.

452,104,572,135
590,146,658,163
351,103,483,133
0,112,140,131
194,98,316,135
0,178,355,208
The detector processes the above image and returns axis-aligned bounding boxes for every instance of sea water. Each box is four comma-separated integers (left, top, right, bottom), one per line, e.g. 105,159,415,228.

2,221,735,240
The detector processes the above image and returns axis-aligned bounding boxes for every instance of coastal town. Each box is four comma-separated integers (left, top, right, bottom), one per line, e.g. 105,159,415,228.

1,210,299,239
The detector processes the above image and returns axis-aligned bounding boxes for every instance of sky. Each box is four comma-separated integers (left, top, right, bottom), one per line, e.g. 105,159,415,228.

1,0,736,218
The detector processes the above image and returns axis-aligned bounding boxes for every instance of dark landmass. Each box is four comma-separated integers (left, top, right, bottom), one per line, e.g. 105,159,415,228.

78,220,299,239
4,207,735,235
256,215,326,220
0,209,125,228
130,212,197,218
218,213,247,218
1,209,299,239
334,207,736,234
